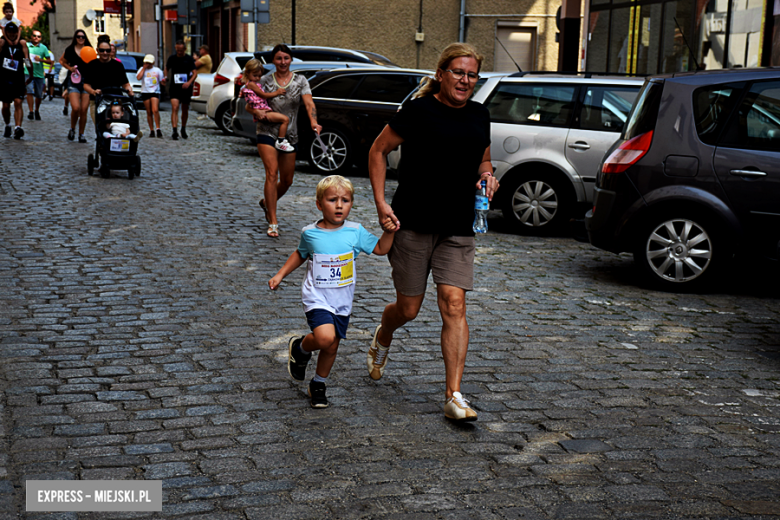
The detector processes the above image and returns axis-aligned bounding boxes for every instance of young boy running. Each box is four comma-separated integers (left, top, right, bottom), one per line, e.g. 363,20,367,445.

269,175,398,408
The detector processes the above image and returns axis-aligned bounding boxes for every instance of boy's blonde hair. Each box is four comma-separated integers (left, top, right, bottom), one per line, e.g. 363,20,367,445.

242,59,265,84
316,175,354,202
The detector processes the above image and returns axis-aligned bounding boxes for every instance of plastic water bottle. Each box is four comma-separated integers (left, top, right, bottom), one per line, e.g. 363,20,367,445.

473,180,488,234
71,65,81,84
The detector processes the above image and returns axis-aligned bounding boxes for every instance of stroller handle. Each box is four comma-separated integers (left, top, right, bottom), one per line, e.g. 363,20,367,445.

96,87,131,102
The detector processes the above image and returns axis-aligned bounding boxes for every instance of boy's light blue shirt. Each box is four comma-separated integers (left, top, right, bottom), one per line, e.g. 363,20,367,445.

297,220,379,316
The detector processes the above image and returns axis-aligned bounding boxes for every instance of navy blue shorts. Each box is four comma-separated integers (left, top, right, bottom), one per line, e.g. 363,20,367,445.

305,309,349,339
255,134,276,147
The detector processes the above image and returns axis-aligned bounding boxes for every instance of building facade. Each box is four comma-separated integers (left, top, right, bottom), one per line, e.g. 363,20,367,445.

49,0,125,60
584,0,778,73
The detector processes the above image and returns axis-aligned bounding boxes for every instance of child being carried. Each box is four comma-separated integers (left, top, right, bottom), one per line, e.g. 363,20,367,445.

102,103,142,142
240,59,294,153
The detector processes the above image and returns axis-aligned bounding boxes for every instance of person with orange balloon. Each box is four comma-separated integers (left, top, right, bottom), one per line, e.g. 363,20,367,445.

59,30,93,143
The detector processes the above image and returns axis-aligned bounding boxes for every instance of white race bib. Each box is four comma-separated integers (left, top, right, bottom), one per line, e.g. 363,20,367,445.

145,75,158,88
2,58,19,71
109,139,130,152
173,73,188,84
312,252,354,288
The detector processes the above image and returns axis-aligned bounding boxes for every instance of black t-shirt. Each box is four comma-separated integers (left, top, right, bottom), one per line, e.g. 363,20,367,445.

166,54,196,87
63,45,86,80
0,41,25,82
389,95,491,236
83,58,127,92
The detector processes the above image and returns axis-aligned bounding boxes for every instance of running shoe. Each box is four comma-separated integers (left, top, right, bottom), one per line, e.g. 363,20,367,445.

34,112,41,121
156,129,162,138
180,128,188,139
67,128,75,141
78,135,87,143
27,112,34,120
308,381,328,408
287,336,311,382
443,392,478,422
367,325,390,380
172,128,179,140
3,125,10,138
13,127,24,140
275,138,295,152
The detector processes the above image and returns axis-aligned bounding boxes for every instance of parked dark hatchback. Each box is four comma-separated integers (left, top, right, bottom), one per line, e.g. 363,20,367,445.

299,67,429,174
586,68,780,290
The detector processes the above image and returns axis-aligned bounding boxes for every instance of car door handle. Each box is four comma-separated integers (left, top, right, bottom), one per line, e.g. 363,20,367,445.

730,169,767,178
568,141,591,151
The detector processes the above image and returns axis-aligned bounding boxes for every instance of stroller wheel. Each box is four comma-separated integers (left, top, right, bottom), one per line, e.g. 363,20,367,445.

87,154,94,176
99,164,110,179
130,156,141,178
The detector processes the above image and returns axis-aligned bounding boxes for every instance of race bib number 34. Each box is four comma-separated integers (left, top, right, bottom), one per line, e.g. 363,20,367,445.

312,252,354,288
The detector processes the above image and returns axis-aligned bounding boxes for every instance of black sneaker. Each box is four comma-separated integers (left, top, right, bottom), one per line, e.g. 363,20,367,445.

3,126,10,138
172,128,179,141
156,129,162,138
27,112,34,120
78,135,87,143
287,336,311,382
34,112,41,121
308,381,328,408
181,128,188,139
63,106,68,116
13,127,24,140
67,128,75,141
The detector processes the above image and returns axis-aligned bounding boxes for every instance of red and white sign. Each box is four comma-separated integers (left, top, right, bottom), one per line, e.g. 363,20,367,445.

103,0,133,15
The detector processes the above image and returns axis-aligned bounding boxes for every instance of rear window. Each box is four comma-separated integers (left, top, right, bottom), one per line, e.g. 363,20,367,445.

484,83,577,127
623,80,663,140
692,83,744,145
236,56,253,70
579,86,639,132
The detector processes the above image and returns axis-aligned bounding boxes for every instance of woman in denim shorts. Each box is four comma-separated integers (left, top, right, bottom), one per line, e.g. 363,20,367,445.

367,43,499,423
59,30,92,143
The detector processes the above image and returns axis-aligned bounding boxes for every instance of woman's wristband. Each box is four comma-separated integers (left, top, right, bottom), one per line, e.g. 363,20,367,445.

479,171,493,177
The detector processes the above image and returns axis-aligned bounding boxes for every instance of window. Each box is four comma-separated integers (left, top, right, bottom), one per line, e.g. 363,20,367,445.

720,81,780,151
692,83,744,145
312,75,362,99
579,86,640,132
351,74,421,104
94,14,106,34
484,83,577,127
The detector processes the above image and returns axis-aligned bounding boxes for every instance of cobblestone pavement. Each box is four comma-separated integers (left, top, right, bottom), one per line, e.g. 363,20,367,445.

1,101,780,520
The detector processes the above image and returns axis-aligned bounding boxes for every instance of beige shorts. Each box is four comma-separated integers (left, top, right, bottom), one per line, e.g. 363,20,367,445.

388,230,475,296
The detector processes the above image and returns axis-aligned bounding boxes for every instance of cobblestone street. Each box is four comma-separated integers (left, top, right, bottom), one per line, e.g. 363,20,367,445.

2,101,780,519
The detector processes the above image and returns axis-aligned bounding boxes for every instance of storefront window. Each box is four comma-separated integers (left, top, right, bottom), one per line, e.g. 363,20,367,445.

586,11,610,71
727,0,764,67
609,7,632,73
696,0,727,69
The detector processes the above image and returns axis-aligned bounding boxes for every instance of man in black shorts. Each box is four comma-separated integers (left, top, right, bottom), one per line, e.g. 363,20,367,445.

0,22,31,139
165,40,197,140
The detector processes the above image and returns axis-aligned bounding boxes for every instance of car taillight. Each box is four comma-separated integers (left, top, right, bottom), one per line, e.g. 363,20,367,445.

601,130,654,174
193,82,200,96
213,73,230,87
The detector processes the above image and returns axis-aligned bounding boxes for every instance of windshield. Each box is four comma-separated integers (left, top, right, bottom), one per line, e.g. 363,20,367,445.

116,55,139,72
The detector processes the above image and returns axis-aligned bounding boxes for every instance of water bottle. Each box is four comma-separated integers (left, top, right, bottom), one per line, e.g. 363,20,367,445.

473,180,488,234
71,65,81,85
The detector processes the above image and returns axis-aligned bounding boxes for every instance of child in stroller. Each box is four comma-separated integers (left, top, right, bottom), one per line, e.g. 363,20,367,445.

87,88,142,179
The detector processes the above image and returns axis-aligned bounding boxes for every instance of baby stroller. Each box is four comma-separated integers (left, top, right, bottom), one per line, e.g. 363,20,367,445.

87,88,142,180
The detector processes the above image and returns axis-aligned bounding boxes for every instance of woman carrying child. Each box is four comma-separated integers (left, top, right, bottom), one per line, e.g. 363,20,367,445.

240,59,294,152
256,44,321,238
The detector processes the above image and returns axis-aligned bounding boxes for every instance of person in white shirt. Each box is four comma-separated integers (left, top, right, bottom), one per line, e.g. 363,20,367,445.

0,3,21,38
136,54,165,137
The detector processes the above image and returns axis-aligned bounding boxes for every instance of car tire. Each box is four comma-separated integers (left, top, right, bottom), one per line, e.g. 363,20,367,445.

633,212,726,291
500,171,572,234
215,102,234,135
308,129,351,174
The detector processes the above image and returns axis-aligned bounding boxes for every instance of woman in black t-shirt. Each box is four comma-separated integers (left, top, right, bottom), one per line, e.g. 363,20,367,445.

367,43,499,423
59,29,92,142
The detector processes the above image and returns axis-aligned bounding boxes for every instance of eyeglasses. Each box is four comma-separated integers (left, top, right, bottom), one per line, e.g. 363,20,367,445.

32,34,41,38
98,48,111,53
443,69,480,82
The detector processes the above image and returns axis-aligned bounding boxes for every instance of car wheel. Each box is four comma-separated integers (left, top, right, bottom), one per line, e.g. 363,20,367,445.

215,103,234,135
501,171,572,234
308,129,351,174
633,214,724,290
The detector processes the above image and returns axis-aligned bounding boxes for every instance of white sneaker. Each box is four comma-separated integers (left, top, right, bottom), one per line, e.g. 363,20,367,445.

275,138,295,152
366,325,389,380
444,392,478,422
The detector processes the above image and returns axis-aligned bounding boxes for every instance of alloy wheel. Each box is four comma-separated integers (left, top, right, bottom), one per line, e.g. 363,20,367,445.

310,131,348,172
512,180,559,227
644,218,713,283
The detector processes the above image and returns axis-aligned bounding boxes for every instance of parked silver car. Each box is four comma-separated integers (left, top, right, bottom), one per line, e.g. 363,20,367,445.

472,73,644,233
207,52,258,134
191,73,214,114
